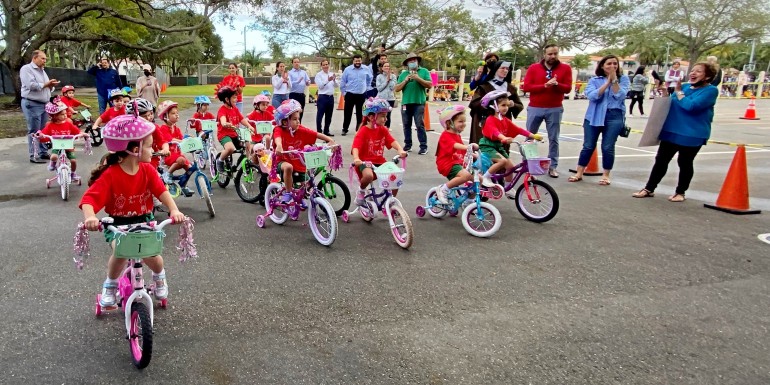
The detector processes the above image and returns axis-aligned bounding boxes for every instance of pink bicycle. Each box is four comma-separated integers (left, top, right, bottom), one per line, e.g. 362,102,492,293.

33,133,90,201
74,217,197,369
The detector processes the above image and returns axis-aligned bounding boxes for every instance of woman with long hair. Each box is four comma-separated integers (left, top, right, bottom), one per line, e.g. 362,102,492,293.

629,66,649,116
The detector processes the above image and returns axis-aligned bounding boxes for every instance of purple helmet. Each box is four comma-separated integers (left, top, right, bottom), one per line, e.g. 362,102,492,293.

274,99,302,125
480,90,511,109
103,114,156,153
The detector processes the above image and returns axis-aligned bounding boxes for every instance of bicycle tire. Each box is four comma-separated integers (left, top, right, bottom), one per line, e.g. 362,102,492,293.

128,302,153,369
318,175,350,216
461,202,502,238
215,152,231,188
235,164,262,203
197,174,215,217
309,197,337,246
389,203,413,249
264,183,288,224
514,179,559,223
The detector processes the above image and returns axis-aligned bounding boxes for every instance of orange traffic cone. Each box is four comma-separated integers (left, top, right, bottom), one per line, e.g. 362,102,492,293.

569,149,603,176
336,95,344,110
424,106,432,131
739,97,760,120
704,145,761,214
161,83,167,93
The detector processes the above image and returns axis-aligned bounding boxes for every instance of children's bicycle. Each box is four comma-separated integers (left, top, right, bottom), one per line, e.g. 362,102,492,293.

341,156,414,249
416,147,504,238
155,138,215,217
212,127,253,189
74,216,197,369
489,141,559,223
34,133,90,201
256,145,341,246
185,118,216,173
73,108,103,147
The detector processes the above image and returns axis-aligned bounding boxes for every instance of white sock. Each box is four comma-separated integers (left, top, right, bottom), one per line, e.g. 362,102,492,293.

483,172,491,179
104,277,118,285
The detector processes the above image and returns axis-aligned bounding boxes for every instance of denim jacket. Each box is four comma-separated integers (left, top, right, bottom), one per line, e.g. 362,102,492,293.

584,75,630,126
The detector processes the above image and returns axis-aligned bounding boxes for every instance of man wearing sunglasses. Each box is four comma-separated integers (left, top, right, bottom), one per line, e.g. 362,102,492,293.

522,44,572,178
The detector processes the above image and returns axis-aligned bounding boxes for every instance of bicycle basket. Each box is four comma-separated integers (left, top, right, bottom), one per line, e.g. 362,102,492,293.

303,149,329,170
526,157,551,175
374,162,404,190
521,143,539,159
79,110,92,119
237,127,252,142
200,120,217,132
51,138,75,150
114,231,165,259
255,121,273,135
180,137,204,153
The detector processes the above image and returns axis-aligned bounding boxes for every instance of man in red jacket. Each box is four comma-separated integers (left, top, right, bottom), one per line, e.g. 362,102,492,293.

522,44,572,178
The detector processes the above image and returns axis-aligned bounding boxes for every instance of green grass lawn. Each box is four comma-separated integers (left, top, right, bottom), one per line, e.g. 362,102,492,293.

0,95,195,138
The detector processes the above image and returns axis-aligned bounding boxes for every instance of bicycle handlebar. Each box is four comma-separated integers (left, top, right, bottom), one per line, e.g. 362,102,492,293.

98,217,178,233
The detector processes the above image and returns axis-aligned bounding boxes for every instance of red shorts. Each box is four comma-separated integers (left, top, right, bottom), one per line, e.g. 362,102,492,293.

164,152,190,167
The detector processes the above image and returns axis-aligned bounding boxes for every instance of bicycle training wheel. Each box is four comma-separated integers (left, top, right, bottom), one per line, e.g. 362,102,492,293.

425,187,448,219
514,179,559,223
128,302,153,369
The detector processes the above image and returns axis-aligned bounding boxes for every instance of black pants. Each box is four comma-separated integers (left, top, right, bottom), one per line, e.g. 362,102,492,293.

385,100,395,128
289,92,306,122
315,94,334,134
644,140,702,195
629,91,645,115
343,93,365,133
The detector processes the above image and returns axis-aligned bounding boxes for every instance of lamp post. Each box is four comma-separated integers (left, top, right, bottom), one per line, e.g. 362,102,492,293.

664,42,672,70
748,38,756,71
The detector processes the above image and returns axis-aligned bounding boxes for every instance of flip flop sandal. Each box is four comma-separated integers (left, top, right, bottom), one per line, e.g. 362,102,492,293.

668,194,686,202
568,175,582,182
632,189,654,198
598,178,611,186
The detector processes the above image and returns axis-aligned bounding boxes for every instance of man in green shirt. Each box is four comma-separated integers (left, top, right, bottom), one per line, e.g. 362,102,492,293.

395,53,432,154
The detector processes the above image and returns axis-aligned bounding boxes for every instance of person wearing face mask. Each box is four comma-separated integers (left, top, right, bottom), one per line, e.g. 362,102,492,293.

135,64,160,107
469,52,499,91
469,60,524,145
395,53,433,155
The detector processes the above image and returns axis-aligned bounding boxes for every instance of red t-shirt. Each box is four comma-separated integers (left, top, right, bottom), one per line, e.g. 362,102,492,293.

98,105,126,124
79,163,166,217
221,75,246,102
436,131,465,177
191,111,215,132
150,124,170,168
59,96,83,118
216,105,244,141
482,117,531,142
159,124,183,154
247,109,275,143
272,125,318,173
40,121,80,143
351,124,395,164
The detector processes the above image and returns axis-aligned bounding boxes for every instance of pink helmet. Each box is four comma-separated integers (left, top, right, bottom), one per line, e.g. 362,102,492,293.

45,102,67,115
157,100,178,121
103,114,156,153
480,90,511,110
253,94,270,105
61,85,75,94
274,99,302,125
437,105,466,129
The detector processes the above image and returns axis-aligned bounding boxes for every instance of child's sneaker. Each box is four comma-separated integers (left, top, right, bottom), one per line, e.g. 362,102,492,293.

281,191,293,203
47,161,55,171
481,175,496,187
436,184,450,204
71,172,79,180
215,159,225,173
355,189,366,206
99,280,118,307
181,187,194,197
163,172,173,184
152,272,168,300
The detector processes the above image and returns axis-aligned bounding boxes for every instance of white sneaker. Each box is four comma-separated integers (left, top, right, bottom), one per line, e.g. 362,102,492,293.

152,273,168,300
506,189,517,200
99,281,118,307
163,173,173,184
481,175,495,187
355,189,366,206
436,185,449,204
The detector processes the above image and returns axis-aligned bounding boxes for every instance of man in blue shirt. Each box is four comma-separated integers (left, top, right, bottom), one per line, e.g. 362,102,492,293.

288,57,311,122
87,58,122,114
339,54,372,135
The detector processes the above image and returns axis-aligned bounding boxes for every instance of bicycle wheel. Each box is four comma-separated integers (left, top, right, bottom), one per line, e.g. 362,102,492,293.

461,202,502,238
128,302,153,369
196,174,215,217
60,169,70,201
515,179,559,223
207,147,217,177
425,187,447,218
308,197,337,246
389,203,413,249
264,183,288,224
318,175,350,216
215,152,231,188
195,151,207,171
235,164,262,203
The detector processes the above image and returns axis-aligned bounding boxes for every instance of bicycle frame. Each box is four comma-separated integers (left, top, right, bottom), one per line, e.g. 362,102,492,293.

486,142,545,202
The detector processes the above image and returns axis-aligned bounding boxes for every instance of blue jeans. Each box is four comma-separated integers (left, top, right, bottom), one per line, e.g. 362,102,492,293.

526,106,563,169
236,102,243,114
578,109,624,170
272,94,288,109
97,93,108,115
402,104,427,151
315,94,334,133
22,98,49,159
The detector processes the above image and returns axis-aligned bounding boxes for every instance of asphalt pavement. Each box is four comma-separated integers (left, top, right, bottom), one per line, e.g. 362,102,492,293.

1,97,769,384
